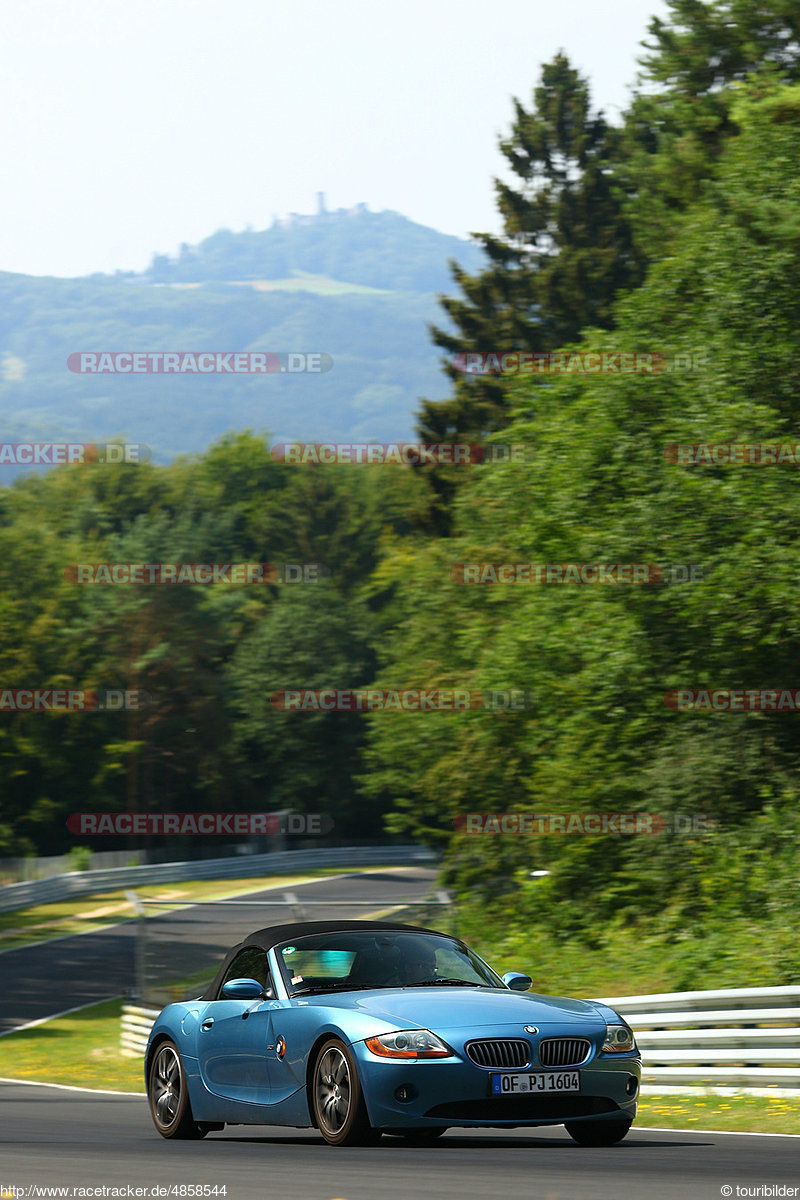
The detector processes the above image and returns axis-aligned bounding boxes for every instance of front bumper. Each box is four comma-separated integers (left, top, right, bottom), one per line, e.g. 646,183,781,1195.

351,1036,640,1130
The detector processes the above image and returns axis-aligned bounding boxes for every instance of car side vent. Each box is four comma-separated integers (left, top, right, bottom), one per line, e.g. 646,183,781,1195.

466,1039,530,1069
538,1038,591,1067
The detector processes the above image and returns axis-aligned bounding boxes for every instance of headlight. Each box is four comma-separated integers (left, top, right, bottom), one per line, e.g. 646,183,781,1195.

602,1023,636,1053
365,1029,452,1059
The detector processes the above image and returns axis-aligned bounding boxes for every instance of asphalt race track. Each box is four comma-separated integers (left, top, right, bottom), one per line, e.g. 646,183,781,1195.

1,1082,798,1200
2,866,798,1199
0,867,440,1032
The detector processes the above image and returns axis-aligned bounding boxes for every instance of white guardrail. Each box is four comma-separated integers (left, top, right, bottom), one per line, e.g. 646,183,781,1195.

596,986,800,1095
121,1005,161,1058
121,985,800,1096
0,844,437,913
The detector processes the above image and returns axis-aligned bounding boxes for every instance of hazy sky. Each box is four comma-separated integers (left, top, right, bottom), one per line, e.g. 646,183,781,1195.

1,0,668,278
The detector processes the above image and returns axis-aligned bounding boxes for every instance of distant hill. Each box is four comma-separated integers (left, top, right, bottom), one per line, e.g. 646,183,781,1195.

147,205,485,293
0,207,486,473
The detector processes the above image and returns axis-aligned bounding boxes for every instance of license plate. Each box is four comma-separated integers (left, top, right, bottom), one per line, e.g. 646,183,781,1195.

492,1071,580,1094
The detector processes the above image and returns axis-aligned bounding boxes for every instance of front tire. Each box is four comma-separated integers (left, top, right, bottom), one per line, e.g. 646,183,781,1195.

565,1117,632,1146
311,1039,378,1146
148,1040,207,1140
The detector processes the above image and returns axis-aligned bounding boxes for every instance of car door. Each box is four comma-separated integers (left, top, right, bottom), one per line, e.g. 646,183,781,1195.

196,946,275,1105
259,999,310,1104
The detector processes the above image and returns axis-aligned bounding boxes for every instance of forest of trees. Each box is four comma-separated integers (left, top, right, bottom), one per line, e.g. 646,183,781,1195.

2,0,800,989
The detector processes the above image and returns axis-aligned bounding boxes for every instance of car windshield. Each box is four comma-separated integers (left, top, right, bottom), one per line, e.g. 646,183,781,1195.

274,930,504,996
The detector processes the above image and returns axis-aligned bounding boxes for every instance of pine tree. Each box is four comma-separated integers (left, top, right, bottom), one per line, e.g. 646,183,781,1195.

621,0,800,257
414,54,641,532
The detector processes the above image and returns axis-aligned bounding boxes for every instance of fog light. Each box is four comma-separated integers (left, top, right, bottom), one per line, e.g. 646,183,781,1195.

394,1084,416,1103
625,1076,638,1097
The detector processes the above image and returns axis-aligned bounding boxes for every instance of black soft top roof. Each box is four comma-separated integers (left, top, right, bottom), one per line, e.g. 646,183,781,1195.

200,919,442,1001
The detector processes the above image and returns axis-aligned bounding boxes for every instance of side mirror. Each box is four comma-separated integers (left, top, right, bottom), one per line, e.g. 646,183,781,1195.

502,972,532,992
222,977,266,1000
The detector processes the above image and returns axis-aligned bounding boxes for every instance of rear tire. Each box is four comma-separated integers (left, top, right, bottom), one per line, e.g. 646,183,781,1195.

311,1039,377,1146
565,1117,632,1146
148,1040,207,1140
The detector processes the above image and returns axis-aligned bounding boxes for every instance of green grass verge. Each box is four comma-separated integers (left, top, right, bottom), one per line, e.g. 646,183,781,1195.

446,904,799,997
637,1091,800,1134
0,997,145,1093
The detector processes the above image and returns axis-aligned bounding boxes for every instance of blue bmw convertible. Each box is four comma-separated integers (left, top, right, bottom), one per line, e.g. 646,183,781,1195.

145,920,640,1146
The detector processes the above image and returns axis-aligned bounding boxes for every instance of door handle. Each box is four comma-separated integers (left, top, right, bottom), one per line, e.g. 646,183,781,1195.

201,1018,214,1030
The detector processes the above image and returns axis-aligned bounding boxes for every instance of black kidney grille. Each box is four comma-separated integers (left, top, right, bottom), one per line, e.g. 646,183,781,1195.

538,1038,591,1067
466,1039,530,1069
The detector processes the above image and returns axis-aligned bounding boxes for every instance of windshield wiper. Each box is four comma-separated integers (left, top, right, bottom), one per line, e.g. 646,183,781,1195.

291,978,491,994
289,982,379,996
411,978,486,987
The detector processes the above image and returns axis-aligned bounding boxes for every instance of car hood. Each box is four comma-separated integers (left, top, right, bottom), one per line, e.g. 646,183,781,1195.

340,987,607,1029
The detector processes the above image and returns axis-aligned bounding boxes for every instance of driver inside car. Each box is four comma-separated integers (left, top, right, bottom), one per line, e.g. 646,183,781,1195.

393,941,438,986
347,939,438,988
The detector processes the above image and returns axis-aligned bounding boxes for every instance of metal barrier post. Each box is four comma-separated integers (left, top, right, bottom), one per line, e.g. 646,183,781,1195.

283,891,305,921
125,888,147,1000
